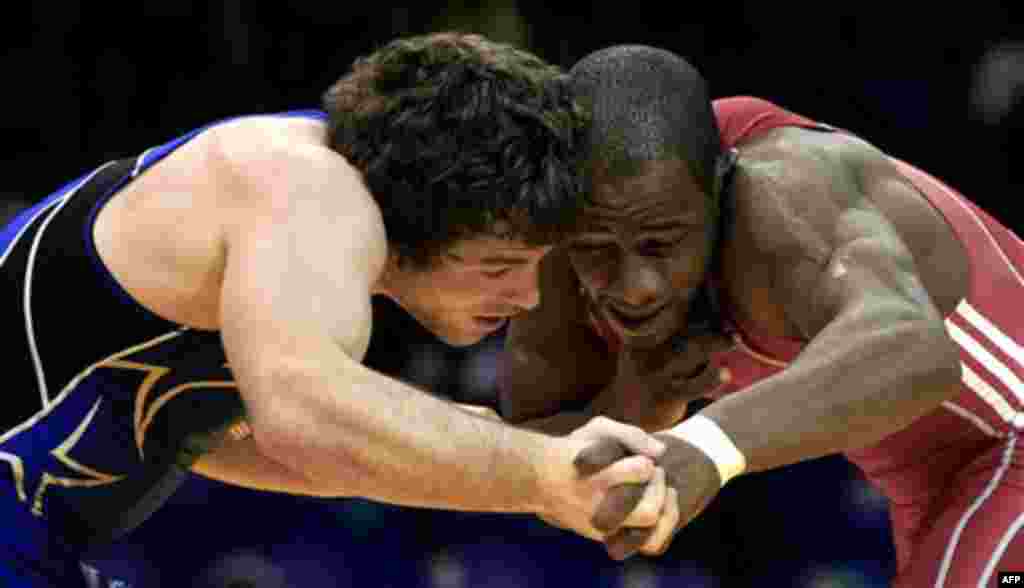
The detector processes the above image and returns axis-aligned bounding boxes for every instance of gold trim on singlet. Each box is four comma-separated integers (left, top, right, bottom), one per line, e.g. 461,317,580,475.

31,397,125,516
1,329,241,516
1,330,185,510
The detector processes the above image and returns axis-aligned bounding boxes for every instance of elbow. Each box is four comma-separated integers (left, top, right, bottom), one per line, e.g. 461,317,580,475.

933,328,963,398
910,320,962,402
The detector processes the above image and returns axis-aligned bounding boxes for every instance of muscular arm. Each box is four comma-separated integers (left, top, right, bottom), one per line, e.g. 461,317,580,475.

214,128,567,513
191,438,347,497
190,404,501,495
695,132,962,473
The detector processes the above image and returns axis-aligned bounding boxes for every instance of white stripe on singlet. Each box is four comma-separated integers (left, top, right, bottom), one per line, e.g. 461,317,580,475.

130,146,156,178
22,161,117,408
895,164,1024,433
978,509,1024,587
1,200,61,267
946,314,1024,413
957,302,1024,375
957,361,1019,426
933,434,1018,587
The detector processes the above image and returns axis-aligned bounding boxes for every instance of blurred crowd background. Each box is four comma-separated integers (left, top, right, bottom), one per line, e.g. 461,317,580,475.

2,2,1022,586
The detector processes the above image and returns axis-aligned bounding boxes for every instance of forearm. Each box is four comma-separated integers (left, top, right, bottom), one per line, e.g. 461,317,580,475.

694,310,961,473
191,438,345,498
248,349,557,514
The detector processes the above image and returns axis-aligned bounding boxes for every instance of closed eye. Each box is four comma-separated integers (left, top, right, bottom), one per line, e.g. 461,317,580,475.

570,241,613,252
640,232,690,254
481,266,513,278
646,239,679,250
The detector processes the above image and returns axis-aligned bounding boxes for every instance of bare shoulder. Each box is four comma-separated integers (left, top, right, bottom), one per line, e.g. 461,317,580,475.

732,126,956,259
727,127,968,322
733,128,881,232
209,116,388,276
207,116,366,210
212,117,389,364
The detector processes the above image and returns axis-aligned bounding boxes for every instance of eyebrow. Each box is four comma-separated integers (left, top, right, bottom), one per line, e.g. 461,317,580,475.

580,215,700,232
449,253,532,266
637,218,696,231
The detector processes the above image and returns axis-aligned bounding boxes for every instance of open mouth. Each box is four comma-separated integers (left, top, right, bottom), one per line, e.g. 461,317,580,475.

473,316,509,330
604,304,665,335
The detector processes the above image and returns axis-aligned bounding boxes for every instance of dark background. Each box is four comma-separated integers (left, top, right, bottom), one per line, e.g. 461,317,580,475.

3,2,1022,586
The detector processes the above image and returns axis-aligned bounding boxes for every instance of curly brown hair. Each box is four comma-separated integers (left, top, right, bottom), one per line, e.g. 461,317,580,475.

323,32,588,268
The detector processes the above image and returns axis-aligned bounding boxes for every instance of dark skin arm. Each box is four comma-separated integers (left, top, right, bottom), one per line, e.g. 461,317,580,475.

698,131,962,473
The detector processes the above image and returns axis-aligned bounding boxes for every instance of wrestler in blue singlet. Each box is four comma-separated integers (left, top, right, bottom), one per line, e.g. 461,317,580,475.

0,110,326,587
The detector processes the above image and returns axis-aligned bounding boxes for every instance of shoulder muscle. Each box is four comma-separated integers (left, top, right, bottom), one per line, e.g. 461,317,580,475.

734,129,938,337
213,119,387,366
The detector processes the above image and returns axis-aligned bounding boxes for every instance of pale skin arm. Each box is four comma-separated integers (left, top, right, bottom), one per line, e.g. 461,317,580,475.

190,406,502,495
191,437,346,497
207,125,663,540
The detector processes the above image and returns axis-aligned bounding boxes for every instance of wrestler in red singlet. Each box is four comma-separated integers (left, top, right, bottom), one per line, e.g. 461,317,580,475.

582,95,1024,585
708,97,1023,586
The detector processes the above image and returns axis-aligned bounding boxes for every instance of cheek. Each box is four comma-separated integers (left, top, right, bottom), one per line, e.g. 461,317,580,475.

667,248,710,290
410,268,474,310
569,257,611,291
443,272,498,308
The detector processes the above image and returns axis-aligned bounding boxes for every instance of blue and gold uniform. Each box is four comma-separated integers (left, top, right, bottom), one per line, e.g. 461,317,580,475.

0,111,326,587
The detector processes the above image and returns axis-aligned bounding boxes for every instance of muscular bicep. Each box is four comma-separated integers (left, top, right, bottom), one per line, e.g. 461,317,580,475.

742,132,943,338
501,247,613,422
215,135,387,435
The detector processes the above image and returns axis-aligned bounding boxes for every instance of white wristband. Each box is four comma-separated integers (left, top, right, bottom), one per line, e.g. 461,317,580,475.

669,415,746,487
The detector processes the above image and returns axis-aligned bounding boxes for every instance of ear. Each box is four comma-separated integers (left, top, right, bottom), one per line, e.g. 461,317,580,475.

372,249,405,296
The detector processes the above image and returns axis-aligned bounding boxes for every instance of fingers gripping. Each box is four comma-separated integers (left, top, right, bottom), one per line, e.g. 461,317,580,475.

607,528,653,561
605,485,679,559
573,436,631,476
574,437,655,556
624,467,666,528
572,416,666,459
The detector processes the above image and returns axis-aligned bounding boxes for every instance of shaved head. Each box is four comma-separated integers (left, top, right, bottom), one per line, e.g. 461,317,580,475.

569,45,726,197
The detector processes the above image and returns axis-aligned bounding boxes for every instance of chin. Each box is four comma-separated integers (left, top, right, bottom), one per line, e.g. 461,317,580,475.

436,329,487,348
404,312,481,347
621,328,675,350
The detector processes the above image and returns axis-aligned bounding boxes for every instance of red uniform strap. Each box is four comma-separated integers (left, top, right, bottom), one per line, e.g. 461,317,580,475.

713,96,835,148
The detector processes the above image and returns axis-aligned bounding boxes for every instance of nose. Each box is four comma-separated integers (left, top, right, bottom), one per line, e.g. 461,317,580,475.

612,254,664,309
501,262,542,311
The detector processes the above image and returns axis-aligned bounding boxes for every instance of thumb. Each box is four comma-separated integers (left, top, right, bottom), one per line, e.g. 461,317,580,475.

574,438,631,476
